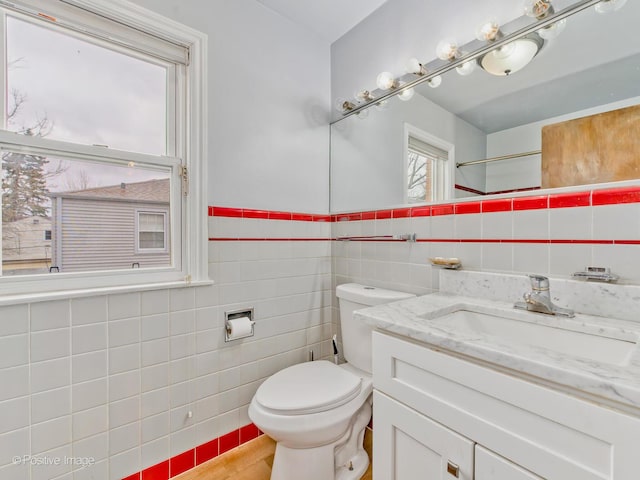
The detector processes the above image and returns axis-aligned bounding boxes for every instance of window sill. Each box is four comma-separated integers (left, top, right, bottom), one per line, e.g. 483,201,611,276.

0,278,214,306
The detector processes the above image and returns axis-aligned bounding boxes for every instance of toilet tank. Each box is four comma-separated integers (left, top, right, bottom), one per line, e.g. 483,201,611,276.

336,283,415,374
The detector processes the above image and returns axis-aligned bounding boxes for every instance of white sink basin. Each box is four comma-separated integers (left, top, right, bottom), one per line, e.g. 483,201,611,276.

432,308,638,366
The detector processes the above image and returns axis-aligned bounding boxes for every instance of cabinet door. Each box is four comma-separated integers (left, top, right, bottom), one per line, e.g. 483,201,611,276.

373,391,474,480
475,446,543,480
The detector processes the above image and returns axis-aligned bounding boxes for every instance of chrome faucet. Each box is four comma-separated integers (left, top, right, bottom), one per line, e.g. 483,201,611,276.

514,274,574,317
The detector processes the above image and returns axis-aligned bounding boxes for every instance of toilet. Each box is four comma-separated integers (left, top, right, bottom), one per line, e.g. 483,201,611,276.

249,283,415,480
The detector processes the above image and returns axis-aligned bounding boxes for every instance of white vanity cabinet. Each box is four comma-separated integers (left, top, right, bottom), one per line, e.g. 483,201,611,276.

372,331,640,480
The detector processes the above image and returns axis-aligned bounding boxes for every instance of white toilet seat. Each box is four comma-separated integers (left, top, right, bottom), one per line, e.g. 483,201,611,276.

255,360,362,415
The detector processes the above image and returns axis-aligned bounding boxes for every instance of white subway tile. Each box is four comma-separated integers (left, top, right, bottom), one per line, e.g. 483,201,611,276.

592,204,640,240
141,412,169,444
141,313,169,342
455,214,481,239
31,387,70,424
109,422,139,455
140,290,169,316
31,329,69,363
482,211,513,239
141,363,169,393
109,396,139,430
169,406,194,435
0,305,28,336
169,288,195,312
0,396,29,434
31,416,71,454
109,318,140,348
71,324,106,355
72,379,107,413
73,432,108,462
72,405,107,441
30,444,72,480
141,388,169,419
0,365,29,401
592,244,640,283
194,395,219,424
70,297,107,326
513,210,549,239
141,339,169,367
141,436,169,470
108,371,140,402
0,462,29,480
195,373,219,400
108,293,140,320
454,243,482,271
195,307,220,331
431,215,455,238
108,447,140,480
31,301,70,331
73,460,108,480
109,344,140,375
169,310,195,336
169,333,195,361
169,357,195,385
0,427,29,467
481,243,514,272
549,207,591,240
0,334,27,369
169,425,196,457
549,244,592,276
72,351,107,384
513,244,550,275
31,358,70,394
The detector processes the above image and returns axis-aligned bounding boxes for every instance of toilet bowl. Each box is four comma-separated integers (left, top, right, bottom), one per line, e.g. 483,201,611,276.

249,283,415,480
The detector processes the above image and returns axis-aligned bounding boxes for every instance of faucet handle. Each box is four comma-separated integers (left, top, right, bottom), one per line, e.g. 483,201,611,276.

528,274,549,291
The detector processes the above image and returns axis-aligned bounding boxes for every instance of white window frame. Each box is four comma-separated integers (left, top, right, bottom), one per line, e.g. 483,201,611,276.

136,209,168,254
0,0,208,301
403,123,455,205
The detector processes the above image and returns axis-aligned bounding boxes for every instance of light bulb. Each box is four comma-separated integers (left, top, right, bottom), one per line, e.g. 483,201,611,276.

456,60,476,76
397,83,415,101
406,57,427,75
436,40,460,61
375,100,389,111
595,0,627,13
476,20,501,42
335,98,355,113
354,90,375,102
538,18,567,39
523,0,553,18
376,71,397,90
356,108,370,119
427,75,442,88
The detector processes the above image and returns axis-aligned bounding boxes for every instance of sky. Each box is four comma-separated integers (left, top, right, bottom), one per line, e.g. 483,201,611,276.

6,15,170,192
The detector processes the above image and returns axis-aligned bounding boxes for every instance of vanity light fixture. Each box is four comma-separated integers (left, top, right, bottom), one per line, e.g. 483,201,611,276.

427,75,442,88
376,71,398,90
478,33,544,76
595,0,627,13
523,0,554,19
436,40,460,61
538,18,567,40
335,98,356,113
456,57,476,76
406,57,428,76
476,20,501,42
355,90,375,102
397,83,415,101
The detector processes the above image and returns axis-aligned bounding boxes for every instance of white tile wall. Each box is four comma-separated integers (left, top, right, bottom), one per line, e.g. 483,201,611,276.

0,214,332,479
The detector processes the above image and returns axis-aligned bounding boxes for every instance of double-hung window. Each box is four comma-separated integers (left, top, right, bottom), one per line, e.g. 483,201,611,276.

0,0,207,297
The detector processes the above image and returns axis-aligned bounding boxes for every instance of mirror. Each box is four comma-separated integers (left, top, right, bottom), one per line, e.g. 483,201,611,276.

330,0,640,213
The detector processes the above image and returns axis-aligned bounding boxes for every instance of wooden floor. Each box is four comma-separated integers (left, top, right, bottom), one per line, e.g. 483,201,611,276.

176,429,373,480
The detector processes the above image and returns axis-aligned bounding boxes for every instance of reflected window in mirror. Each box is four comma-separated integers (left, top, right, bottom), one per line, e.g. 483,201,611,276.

406,134,448,204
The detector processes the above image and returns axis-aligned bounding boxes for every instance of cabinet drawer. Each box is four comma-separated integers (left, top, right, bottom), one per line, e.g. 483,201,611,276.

476,446,542,480
373,331,640,480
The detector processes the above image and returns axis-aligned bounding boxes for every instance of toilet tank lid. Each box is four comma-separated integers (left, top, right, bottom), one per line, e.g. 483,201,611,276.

336,283,415,306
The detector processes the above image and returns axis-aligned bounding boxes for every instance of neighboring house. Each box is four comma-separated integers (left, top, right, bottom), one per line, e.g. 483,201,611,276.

49,178,171,273
2,216,52,275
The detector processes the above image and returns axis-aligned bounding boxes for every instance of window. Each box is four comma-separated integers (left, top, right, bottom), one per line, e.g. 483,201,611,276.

406,135,450,204
0,0,207,297
137,211,167,252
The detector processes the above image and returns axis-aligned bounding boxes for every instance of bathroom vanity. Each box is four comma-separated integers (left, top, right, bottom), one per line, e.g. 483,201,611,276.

358,271,640,480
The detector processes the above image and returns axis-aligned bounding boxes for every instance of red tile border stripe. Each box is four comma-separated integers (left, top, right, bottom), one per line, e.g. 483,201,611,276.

207,186,640,222
126,424,263,480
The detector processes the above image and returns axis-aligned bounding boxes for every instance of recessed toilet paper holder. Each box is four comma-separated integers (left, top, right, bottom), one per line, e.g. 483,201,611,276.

224,308,255,342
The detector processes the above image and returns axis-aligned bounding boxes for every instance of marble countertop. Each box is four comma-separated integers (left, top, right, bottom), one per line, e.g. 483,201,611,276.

357,292,640,412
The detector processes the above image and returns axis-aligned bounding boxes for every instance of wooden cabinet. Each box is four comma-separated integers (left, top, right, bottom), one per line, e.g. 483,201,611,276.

372,331,640,480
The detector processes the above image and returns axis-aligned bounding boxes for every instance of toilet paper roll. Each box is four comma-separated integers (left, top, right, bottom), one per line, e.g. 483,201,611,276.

226,316,254,340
